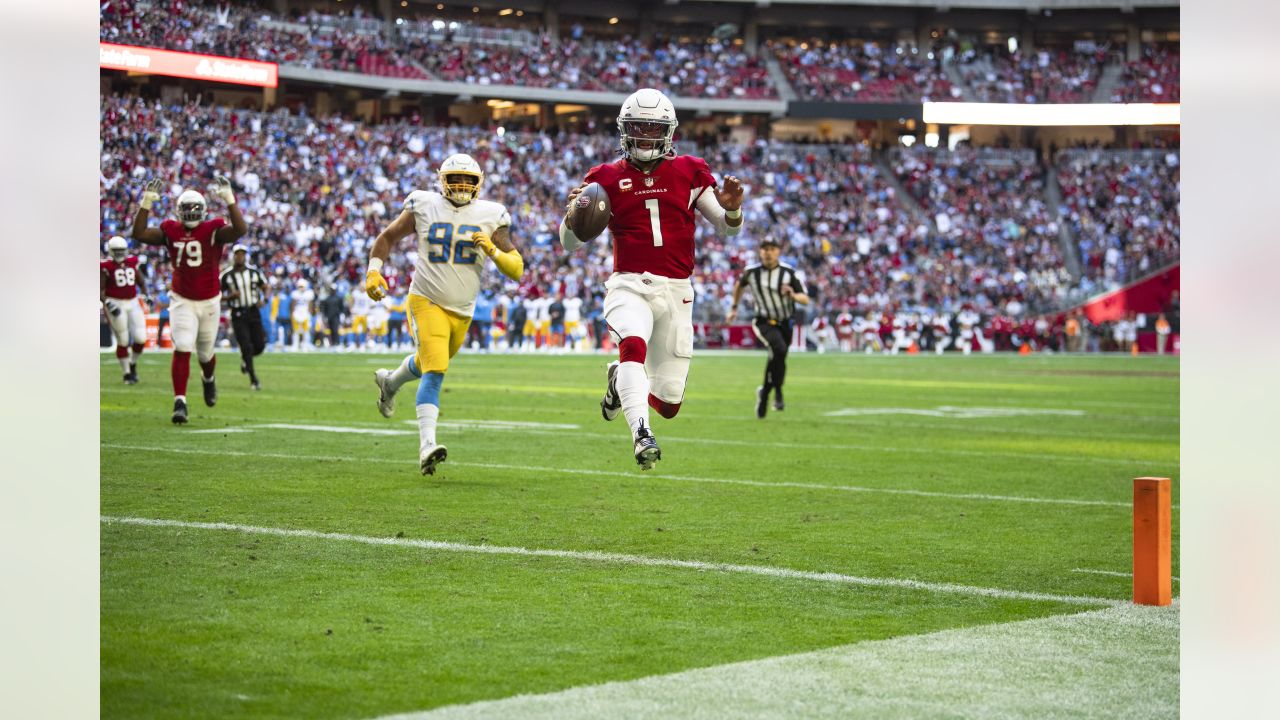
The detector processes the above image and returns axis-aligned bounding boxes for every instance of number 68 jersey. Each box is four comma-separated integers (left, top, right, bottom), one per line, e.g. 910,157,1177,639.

160,217,228,300
405,190,511,318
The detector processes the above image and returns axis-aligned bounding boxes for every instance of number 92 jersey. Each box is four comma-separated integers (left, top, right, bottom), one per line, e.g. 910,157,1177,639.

405,190,511,318
584,155,717,280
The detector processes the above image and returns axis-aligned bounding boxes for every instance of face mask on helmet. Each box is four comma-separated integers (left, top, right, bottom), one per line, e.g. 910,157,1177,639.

177,191,207,228
440,172,482,204
107,236,128,262
620,119,675,162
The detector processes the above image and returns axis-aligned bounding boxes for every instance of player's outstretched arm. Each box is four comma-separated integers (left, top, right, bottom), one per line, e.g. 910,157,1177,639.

213,175,248,245
696,175,744,236
131,179,167,246
366,210,416,300
730,280,747,320
473,227,524,281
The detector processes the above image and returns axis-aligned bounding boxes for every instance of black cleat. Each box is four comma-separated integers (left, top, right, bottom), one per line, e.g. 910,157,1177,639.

123,372,135,385
202,376,217,407
601,361,621,421
250,380,261,391
129,362,139,383
755,386,768,419
773,391,785,412
633,424,661,470
171,397,189,424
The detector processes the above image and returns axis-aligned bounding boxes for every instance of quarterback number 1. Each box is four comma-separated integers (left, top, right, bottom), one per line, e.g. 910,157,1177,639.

645,199,664,247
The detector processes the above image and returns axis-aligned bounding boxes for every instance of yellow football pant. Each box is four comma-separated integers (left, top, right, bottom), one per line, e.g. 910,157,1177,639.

407,293,471,374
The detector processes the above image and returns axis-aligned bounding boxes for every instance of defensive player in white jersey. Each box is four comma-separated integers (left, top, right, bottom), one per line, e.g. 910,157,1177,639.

366,154,524,475
349,287,374,350
291,279,316,352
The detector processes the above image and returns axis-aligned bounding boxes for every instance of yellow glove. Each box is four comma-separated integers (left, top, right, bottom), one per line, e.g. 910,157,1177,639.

472,231,498,258
365,270,389,301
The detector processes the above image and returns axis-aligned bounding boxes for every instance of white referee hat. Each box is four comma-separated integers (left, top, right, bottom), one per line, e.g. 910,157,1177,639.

232,243,249,254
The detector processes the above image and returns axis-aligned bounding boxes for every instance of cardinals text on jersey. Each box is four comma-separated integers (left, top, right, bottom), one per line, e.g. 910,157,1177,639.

160,218,228,300
102,256,142,299
584,155,717,280
405,190,511,317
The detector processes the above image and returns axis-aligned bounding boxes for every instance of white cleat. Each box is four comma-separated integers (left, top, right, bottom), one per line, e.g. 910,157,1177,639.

419,444,448,476
633,425,661,471
374,369,395,418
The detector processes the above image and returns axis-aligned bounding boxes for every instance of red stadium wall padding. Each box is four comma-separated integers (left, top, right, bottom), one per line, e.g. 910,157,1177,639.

1080,264,1180,324
1137,332,1181,355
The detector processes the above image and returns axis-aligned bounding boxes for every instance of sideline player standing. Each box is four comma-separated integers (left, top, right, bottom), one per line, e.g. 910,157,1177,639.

731,239,809,418
132,176,247,423
367,154,525,475
101,236,149,384
560,88,744,469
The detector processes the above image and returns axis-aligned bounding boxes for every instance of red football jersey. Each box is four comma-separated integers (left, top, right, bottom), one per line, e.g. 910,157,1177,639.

101,256,142,300
584,155,717,279
160,218,228,300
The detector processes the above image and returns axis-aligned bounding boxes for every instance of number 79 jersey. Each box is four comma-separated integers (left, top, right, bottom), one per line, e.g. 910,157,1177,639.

584,155,717,280
160,218,228,300
405,190,511,318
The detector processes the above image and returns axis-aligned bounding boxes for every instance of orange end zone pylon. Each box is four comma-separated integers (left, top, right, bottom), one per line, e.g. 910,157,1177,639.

1133,477,1172,605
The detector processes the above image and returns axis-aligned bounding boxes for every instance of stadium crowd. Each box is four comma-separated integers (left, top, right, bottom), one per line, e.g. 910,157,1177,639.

770,39,958,103
951,45,1115,104
100,91,1179,354
1056,148,1181,295
100,2,1176,105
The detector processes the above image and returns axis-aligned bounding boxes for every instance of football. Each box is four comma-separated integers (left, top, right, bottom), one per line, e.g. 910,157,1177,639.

567,182,611,241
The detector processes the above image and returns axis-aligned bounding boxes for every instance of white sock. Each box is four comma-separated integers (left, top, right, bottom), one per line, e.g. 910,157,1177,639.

118,356,130,372
616,361,650,438
175,394,186,403
386,355,418,394
416,403,440,453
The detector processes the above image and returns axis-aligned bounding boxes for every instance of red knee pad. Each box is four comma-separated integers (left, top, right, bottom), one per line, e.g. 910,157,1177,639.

132,343,145,355
618,336,647,364
648,394,681,419
115,346,129,359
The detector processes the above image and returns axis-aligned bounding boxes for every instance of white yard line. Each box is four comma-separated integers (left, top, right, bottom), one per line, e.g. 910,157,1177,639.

100,443,1138,509
1073,568,1180,581
368,601,1178,720
100,515,1121,607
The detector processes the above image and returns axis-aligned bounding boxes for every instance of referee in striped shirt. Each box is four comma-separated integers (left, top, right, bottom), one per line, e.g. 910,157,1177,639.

732,239,809,418
220,244,269,390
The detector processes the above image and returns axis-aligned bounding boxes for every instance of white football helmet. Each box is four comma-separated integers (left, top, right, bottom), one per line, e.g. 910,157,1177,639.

106,236,129,262
177,189,207,228
437,154,484,205
617,88,678,162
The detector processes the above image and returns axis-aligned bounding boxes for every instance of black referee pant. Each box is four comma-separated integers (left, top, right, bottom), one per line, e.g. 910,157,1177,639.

753,318,792,400
231,307,266,383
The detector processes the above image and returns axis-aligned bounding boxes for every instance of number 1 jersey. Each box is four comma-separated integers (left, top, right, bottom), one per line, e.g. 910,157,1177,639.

584,155,717,280
405,191,511,318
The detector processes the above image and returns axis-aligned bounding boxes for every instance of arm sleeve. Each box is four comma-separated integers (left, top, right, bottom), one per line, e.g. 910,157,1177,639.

736,268,752,287
790,270,808,294
219,270,232,294
696,190,742,237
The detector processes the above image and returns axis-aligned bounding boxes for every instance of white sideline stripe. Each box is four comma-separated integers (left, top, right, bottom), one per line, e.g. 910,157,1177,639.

251,418,1170,468
100,443,1136,509
1073,568,1180,581
369,602,1177,720
186,427,256,434
825,406,1087,419
100,516,1120,607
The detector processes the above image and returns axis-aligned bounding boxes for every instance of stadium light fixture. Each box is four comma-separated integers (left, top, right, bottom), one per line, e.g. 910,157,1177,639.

499,8,513,15
609,17,619,25
922,102,1181,127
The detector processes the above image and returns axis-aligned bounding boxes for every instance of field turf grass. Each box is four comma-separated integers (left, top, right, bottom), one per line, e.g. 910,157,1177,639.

100,349,1179,719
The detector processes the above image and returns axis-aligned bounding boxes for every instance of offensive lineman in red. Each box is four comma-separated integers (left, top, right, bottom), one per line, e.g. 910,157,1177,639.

101,236,149,384
560,88,745,469
132,176,247,423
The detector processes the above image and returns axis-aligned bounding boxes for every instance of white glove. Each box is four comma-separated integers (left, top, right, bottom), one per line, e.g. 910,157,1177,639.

139,179,162,211
213,174,236,205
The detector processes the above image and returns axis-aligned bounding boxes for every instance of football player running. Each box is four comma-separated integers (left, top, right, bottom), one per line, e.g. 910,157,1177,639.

101,236,149,384
560,88,744,470
132,176,247,423
367,154,524,475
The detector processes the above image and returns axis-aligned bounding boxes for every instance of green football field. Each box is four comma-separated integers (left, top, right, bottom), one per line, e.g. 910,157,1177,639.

100,349,1180,719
